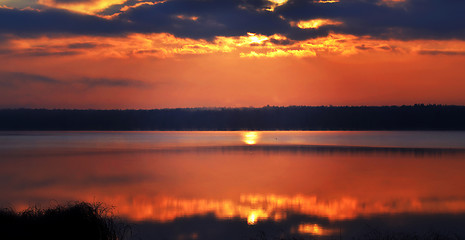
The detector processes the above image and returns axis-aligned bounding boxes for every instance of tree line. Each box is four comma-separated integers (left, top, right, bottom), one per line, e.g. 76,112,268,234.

1,105,464,130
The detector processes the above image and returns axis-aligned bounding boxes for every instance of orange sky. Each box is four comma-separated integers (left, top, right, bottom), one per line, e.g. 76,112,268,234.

1,0,465,108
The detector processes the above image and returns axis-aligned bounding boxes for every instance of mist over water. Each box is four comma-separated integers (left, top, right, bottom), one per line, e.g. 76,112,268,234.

1,131,465,239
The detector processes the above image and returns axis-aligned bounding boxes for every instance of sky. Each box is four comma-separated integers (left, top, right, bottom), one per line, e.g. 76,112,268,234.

1,0,465,109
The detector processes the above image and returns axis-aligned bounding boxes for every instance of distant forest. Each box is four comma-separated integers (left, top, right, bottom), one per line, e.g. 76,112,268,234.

1,105,465,130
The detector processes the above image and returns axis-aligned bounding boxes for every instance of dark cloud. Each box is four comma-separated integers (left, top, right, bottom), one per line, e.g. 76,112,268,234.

0,7,130,36
67,42,99,49
1,0,465,40
23,50,81,57
274,0,465,40
78,77,150,88
0,72,60,87
0,71,150,89
116,0,292,39
418,50,465,56
269,38,294,45
0,39,83,57
378,45,394,51
355,44,373,50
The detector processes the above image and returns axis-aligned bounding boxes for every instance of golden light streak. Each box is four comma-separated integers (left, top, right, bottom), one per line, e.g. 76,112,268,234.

313,0,340,3
293,19,343,29
100,1,167,19
242,132,259,145
269,0,288,4
379,0,407,7
240,49,317,58
37,0,128,15
120,1,159,12
175,15,199,21
0,5,14,9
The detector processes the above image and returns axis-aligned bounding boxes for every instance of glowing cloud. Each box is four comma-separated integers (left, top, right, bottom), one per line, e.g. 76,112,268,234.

37,0,128,14
243,33,270,45
0,5,14,9
293,19,343,29
313,0,340,3
119,1,164,13
266,0,289,11
379,0,407,7
5,31,465,61
175,15,199,21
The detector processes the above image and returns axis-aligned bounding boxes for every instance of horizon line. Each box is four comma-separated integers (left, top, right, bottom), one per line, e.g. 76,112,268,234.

0,104,464,111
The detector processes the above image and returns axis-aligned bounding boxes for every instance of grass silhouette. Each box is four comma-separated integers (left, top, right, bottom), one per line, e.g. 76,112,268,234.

0,202,130,240
1,202,462,240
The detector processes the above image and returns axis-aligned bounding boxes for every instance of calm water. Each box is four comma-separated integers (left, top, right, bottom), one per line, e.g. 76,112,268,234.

1,131,465,239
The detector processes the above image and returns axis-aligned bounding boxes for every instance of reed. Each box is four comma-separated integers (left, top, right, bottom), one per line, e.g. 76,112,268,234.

0,202,130,240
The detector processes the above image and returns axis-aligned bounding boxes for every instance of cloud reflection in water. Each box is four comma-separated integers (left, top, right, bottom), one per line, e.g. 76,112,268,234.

2,131,465,239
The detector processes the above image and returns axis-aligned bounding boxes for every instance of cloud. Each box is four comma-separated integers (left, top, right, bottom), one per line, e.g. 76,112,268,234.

418,50,465,56
1,0,465,42
67,42,99,49
22,50,81,57
78,77,150,88
37,0,130,15
277,0,465,40
355,44,373,50
0,71,150,89
0,72,60,87
0,7,129,36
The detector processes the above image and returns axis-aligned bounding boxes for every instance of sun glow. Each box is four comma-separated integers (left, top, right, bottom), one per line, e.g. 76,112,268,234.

245,33,270,45
243,132,259,145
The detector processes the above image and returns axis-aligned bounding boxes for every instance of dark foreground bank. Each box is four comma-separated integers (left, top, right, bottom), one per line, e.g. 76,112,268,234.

1,202,464,240
0,202,130,240
1,105,465,130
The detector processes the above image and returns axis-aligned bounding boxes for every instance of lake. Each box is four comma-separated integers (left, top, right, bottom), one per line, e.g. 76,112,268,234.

1,131,465,239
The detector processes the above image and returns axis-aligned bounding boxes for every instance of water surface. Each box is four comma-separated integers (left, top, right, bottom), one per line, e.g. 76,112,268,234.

1,131,465,239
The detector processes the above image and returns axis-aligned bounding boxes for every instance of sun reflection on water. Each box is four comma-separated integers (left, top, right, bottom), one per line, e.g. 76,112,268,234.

246,209,268,225
242,131,259,145
247,212,257,225
298,223,325,235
